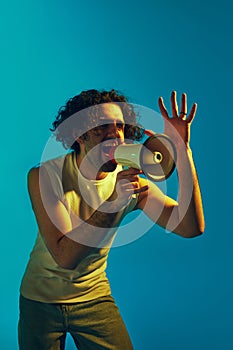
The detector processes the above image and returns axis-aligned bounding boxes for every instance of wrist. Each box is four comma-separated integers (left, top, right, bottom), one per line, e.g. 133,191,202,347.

174,142,194,168
174,140,192,153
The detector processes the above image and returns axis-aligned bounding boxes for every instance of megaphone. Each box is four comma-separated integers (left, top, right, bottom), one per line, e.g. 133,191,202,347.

110,132,176,182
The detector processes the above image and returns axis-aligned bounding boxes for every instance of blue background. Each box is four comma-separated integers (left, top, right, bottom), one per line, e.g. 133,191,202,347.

1,0,232,349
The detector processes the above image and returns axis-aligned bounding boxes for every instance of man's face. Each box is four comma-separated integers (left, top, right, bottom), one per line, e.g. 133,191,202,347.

80,103,125,174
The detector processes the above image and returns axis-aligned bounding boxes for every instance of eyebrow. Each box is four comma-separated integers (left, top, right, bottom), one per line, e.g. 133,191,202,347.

98,118,125,124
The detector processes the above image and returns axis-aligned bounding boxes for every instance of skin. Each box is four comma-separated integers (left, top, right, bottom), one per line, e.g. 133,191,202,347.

136,92,205,235
28,93,205,269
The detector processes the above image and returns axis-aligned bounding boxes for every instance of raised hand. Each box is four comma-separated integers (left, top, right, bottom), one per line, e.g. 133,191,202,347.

158,91,197,147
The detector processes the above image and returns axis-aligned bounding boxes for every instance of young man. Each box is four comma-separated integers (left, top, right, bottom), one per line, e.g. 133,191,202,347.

19,89,205,349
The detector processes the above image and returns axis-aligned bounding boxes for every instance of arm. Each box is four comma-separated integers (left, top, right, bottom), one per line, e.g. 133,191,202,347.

136,91,205,238
28,165,147,269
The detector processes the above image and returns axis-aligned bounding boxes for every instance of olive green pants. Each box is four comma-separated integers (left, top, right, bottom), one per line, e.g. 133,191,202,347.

18,294,133,350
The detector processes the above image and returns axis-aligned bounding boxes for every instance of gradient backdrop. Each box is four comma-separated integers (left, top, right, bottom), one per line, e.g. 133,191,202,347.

1,0,232,349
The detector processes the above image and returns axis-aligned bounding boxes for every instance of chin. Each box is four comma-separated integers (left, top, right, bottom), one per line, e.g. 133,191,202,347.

100,160,117,172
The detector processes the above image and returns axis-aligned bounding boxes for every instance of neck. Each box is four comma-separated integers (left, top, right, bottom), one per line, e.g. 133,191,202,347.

76,152,107,180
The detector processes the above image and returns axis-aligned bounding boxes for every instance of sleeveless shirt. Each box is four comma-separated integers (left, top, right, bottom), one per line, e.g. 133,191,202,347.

20,152,137,303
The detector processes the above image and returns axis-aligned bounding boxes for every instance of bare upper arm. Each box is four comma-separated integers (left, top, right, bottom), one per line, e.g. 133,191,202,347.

27,166,73,254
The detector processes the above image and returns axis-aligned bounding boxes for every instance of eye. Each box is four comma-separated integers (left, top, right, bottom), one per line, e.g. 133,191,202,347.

101,123,109,129
93,124,108,132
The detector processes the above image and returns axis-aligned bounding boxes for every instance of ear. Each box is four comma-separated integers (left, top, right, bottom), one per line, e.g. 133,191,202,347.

76,136,85,145
72,130,87,145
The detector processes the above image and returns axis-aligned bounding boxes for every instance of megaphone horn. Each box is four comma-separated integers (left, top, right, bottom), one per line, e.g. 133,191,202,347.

110,133,177,182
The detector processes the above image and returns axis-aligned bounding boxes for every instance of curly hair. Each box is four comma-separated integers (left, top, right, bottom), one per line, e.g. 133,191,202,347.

50,89,144,153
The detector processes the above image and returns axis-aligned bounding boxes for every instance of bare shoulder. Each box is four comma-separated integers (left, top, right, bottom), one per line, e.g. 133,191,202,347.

27,165,56,204
27,165,46,189
27,166,41,195
139,176,168,196
28,165,39,175
27,166,40,184
136,176,175,210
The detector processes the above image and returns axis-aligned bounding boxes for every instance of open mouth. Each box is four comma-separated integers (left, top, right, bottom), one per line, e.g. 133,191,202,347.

101,140,119,160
